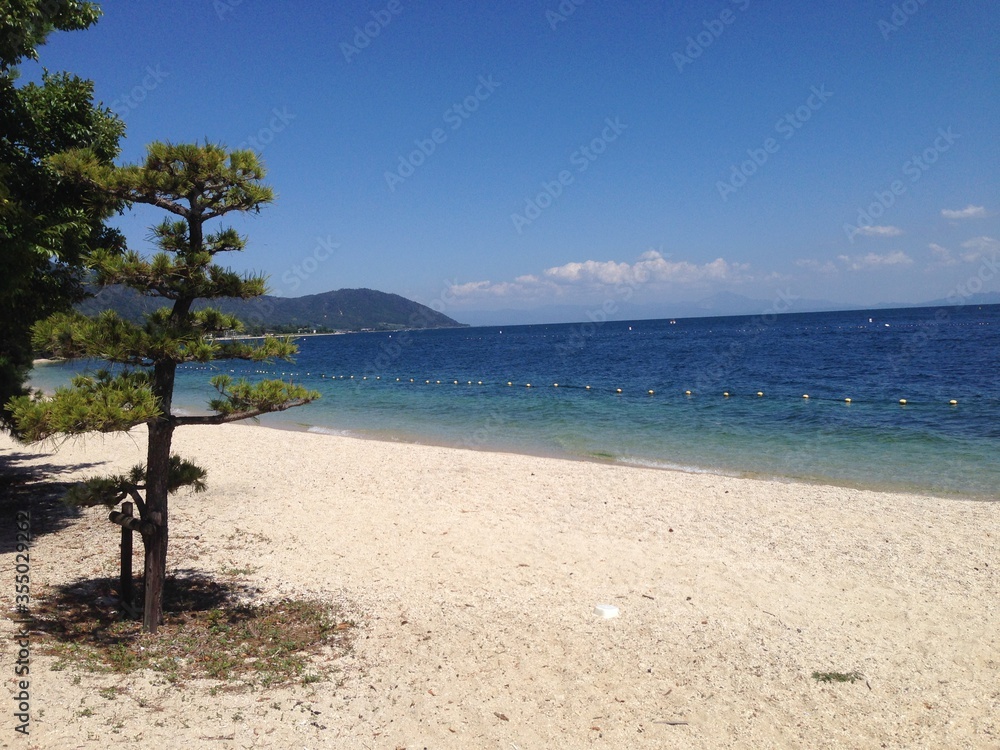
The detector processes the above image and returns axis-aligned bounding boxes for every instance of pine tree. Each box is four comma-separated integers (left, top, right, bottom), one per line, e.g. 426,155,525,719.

8,142,320,632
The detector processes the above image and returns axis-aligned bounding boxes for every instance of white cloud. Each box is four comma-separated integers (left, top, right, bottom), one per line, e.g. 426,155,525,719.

853,225,903,238
959,236,1000,263
941,205,987,220
794,258,838,274
836,250,913,271
928,243,957,265
542,250,750,286
447,250,752,301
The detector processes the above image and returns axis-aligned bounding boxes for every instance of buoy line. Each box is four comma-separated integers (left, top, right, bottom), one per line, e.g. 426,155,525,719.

175,365,974,407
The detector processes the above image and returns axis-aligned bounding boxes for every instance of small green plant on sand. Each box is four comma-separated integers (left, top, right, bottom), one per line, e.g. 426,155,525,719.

811,670,864,683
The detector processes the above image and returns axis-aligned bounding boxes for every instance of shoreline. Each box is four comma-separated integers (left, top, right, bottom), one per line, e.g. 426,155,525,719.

256,415,997,503
25,365,998,502
1,422,997,747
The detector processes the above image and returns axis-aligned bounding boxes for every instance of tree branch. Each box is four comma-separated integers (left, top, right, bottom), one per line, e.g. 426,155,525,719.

170,398,315,426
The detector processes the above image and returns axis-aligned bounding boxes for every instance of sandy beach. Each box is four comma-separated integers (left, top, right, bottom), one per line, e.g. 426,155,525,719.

1,423,997,748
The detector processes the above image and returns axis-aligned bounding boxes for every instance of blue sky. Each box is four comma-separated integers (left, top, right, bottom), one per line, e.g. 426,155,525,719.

29,0,1000,324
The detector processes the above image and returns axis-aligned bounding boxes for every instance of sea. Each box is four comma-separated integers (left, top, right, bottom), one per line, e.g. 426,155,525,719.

29,304,1000,500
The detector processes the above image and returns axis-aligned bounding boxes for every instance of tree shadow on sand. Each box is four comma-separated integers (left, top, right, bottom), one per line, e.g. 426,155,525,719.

27,570,254,646
0,449,108,552
25,570,353,686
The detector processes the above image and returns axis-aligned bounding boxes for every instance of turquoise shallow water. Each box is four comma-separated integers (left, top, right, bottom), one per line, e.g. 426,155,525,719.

29,304,1000,499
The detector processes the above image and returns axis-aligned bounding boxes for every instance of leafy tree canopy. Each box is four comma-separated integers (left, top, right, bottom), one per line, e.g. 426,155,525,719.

1,0,124,430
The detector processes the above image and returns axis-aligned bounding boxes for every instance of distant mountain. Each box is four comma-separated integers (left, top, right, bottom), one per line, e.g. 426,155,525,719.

873,292,1000,310
76,286,466,333
459,291,1000,327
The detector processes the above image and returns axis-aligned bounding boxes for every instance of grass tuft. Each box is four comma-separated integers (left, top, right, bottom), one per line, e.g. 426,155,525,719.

811,670,864,684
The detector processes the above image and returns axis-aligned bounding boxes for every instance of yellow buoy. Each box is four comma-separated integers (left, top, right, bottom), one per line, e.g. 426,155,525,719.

507,381,512,386
648,390,655,395
949,399,958,405
526,383,531,388
685,390,692,395
844,397,852,403
478,381,482,385
616,388,622,394
723,392,730,397
553,383,559,387
899,399,907,405
802,394,809,399
757,391,764,397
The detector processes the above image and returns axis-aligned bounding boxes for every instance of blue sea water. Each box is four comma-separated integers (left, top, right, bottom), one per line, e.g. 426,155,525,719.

30,305,1000,499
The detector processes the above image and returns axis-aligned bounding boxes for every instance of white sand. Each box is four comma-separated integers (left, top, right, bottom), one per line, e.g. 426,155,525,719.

1,424,997,748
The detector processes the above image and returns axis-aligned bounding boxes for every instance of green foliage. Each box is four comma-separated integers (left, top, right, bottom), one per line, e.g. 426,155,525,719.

208,374,319,418
9,369,160,441
0,1,101,70
0,2,124,430
64,455,207,507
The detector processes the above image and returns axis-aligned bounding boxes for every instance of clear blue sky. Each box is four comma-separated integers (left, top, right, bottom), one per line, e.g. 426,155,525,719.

29,0,1000,323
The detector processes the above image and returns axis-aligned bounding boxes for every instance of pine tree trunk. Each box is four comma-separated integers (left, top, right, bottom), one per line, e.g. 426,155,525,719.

142,359,178,633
